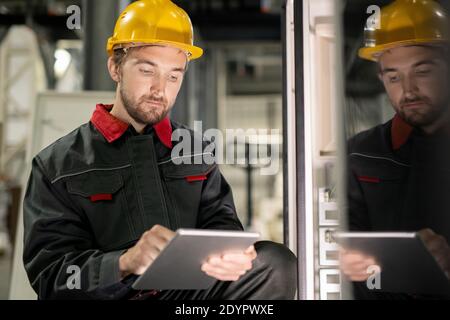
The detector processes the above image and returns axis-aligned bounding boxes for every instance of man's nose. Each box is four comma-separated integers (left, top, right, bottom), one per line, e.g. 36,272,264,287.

150,74,166,95
401,75,418,98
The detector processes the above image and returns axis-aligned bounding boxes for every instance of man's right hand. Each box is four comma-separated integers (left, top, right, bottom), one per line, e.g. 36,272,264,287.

119,224,175,278
339,249,379,282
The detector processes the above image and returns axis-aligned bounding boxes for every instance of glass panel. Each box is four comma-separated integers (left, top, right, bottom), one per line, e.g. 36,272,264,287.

342,0,450,299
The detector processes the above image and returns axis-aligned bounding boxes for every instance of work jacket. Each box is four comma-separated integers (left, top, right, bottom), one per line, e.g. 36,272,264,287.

348,114,450,299
348,114,450,237
23,104,243,299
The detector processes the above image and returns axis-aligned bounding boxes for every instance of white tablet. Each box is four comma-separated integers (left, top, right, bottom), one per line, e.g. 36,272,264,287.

335,232,450,295
132,229,260,290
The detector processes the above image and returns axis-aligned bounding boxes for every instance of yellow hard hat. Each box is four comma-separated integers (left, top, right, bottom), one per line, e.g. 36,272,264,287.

359,0,450,61
106,0,203,60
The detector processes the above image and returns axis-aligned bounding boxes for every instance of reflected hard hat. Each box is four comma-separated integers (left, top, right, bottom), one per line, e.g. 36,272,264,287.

359,0,450,61
106,0,203,60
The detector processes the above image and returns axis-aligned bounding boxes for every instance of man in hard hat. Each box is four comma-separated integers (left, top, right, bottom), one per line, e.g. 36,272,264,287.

22,0,296,300
342,0,450,299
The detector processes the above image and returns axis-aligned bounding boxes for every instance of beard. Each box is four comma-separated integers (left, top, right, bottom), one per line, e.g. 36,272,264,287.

395,95,449,129
119,84,170,126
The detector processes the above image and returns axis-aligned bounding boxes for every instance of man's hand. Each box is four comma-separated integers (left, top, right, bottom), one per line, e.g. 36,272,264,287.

201,245,257,282
119,224,175,278
418,228,450,278
339,249,379,282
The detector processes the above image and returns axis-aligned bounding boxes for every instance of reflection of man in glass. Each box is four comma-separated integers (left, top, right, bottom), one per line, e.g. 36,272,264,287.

342,0,450,299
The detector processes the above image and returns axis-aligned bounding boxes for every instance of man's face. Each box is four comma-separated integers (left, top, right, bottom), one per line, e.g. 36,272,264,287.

118,45,187,126
378,46,450,130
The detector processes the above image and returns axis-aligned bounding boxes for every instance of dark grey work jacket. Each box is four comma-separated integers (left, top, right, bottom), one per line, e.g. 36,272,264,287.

348,114,450,299
348,114,450,238
23,104,243,299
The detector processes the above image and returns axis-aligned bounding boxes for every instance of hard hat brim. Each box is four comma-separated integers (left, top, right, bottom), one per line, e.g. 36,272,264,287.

107,38,203,61
359,39,449,61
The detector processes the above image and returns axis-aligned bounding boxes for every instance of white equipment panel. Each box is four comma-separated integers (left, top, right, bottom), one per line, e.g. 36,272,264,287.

27,91,115,160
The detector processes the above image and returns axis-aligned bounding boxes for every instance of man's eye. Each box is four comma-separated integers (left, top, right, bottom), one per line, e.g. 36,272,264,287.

168,75,179,82
388,75,400,83
416,69,431,75
140,69,154,75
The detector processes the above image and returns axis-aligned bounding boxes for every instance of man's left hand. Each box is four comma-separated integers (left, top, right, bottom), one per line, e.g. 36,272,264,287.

418,228,450,279
201,245,257,281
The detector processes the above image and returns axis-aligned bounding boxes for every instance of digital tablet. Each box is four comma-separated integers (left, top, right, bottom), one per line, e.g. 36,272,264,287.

132,229,260,290
335,232,450,295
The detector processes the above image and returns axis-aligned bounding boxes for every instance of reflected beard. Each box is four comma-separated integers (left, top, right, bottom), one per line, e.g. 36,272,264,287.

398,102,444,128
120,87,170,126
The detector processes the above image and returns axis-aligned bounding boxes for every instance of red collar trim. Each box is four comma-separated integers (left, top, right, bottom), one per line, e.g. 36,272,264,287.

153,117,173,149
90,104,173,149
391,114,413,150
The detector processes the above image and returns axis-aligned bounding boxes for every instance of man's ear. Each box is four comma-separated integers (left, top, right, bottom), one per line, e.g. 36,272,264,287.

107,56,121,83
376,62,385,83
377,65,384,83
377,72,383,82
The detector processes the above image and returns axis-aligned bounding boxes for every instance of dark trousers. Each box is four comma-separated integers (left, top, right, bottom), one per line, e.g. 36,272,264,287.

129,241,297,300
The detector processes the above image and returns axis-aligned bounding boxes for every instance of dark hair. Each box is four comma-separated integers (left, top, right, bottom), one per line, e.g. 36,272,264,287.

112,49,126,67
112,47,142,68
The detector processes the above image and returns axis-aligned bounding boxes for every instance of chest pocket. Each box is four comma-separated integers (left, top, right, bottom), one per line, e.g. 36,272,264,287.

354,161,410,230
159,161,215,229
66,171,134,250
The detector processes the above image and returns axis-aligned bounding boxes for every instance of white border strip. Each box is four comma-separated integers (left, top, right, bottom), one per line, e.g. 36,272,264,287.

286,0,298,258
302,0,316,300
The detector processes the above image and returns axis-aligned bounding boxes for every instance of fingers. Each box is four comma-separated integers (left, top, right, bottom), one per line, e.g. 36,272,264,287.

135,239,161,261
210,254,253,271
140,224,176,253
339,249,379,282
201,262,247,281
119,225,175,276
341,250,377,266
419,230,446,252
141,230,169,252
201,251,255,282
139,225,175,262
125,243,160,275
417,229,447,256
341,264,372,281
148,224,176,242
418,228,435,240
418,228,438,249
418,229,450,275
219,246,257,263
244,245,258,260
342,273,371,282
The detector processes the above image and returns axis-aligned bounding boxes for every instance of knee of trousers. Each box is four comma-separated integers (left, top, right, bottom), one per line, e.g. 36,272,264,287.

253,241,297,295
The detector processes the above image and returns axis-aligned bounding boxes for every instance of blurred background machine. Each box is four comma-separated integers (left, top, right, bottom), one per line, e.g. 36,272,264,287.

0,24,47,299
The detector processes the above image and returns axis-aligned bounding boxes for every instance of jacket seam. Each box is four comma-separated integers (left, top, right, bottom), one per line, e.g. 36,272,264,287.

349,153,410,167
149,144,172,228
161,180,181,229
34,156,87,220
126,139,147,234
66,179,123,197
117,173,136,239
157,152,214,165
50,165,132,184
161,163,218,180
